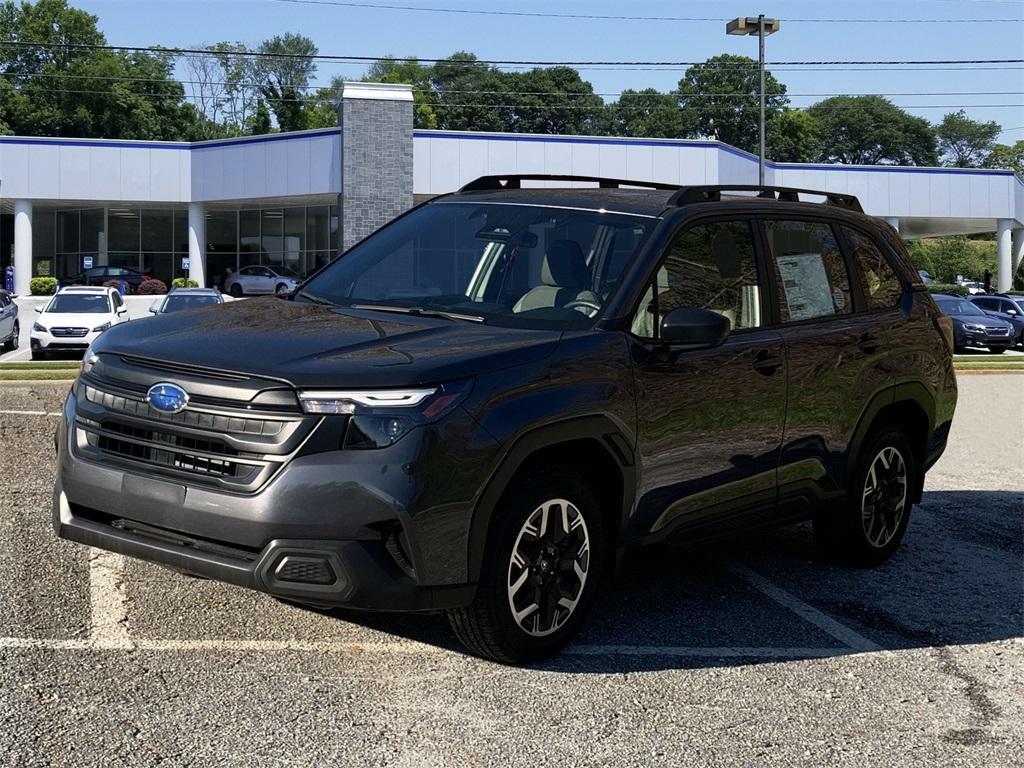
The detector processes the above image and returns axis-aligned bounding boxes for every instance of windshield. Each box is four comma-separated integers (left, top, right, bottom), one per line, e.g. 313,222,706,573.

937,298,984,316
162,295,221,313
271,266,300,277
45,294,111,314
297,202,655,329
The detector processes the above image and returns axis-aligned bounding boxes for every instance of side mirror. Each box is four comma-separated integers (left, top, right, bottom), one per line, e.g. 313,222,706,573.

148,306,159,314
34,306,43,314
659,307,731,350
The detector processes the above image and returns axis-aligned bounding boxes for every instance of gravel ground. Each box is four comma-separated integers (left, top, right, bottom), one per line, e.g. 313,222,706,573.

0,375,1021,767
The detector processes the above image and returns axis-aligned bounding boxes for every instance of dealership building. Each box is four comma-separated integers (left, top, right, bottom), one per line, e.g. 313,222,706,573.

2,82,1023,296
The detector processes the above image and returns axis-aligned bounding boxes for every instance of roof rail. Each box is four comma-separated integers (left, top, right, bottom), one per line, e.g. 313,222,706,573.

458,174,680,192
668,185,863,212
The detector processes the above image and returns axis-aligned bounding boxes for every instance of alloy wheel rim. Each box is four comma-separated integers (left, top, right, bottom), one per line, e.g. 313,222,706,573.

861,446,908,548
507,498,591,638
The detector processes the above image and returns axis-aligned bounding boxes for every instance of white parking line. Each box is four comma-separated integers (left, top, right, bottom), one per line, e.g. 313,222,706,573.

726,562,880,652
88,549,133,650
0,410,61,417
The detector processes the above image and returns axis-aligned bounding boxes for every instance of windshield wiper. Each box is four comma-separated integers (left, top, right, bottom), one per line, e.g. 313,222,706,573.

296,290,335,306
351,304,487,323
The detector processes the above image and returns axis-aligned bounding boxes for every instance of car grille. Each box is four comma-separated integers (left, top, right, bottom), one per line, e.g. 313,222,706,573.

74,381,319,493
985,327,1010,337
51,327,89,337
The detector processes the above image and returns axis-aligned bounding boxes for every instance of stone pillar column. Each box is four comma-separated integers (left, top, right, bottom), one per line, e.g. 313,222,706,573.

13,200,32,296
996,218,1012,292
187,203,206,288
339,82,414,251
885,217,900,233
1012,228,1024,280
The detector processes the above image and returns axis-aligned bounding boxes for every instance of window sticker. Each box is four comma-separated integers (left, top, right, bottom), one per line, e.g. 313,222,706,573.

775,253,836,320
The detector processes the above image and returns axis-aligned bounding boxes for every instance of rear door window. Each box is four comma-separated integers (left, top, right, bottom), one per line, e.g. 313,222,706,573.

841,226,903,309
764,220,851,322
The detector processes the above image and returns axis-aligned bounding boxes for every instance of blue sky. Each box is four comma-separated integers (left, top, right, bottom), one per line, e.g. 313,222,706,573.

74,0,1024,142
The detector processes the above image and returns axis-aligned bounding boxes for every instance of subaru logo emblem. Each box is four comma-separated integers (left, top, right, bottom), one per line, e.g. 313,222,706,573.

147,382,189,414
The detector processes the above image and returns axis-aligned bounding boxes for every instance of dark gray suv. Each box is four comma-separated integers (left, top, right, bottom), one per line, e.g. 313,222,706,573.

53,178,958,663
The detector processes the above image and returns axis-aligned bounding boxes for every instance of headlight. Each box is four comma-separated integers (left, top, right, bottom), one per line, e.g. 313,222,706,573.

81,346,99,375
92,322,111,333
297,380,472,449
963,323,986,332
32,322,48,333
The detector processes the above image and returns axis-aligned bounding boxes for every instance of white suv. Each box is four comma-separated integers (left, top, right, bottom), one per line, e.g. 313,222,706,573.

31,286,129,360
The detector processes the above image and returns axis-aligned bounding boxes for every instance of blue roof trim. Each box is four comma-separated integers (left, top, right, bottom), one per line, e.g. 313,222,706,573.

0,136,189,151
191,128,339,151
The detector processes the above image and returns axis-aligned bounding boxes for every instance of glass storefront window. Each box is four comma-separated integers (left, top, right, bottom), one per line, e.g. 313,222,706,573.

141,210,173,253
261,209,283,264
239,209,260,267
108,209,140,254
81,209,105,256
58,210,79,254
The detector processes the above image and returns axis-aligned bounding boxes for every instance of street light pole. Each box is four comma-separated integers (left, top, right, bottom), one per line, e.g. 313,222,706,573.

758,14,765,186
726,15,780,187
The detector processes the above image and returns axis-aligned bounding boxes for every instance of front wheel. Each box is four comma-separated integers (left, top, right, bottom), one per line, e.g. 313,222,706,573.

988,346,1007,354
31,348,47,361
2,322,17,352
447,468,604,664
814,426,917,567
229,283,243,298
275,282,289,295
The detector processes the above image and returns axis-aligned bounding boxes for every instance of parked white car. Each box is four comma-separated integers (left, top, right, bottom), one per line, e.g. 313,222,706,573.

30,286,129,360
223,265,302,297
961,281,987,295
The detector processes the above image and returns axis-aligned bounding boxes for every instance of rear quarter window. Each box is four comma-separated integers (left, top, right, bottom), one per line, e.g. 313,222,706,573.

841,226,903,310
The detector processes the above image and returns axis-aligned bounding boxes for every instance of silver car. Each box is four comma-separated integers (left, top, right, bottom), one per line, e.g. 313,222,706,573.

223,265,301,297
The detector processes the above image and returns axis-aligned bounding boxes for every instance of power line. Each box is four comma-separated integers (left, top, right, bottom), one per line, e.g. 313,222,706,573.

266,0,1024,24
1,40,1021,68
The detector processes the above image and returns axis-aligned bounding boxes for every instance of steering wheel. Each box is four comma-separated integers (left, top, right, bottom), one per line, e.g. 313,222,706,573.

564,299,602,317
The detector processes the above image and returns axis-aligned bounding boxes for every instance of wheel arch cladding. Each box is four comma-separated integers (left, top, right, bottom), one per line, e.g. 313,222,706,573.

849,383,934,504
467,417,636,584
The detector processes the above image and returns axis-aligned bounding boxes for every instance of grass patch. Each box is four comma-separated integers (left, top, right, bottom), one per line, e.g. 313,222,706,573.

0,361,81,370
0,370,78,381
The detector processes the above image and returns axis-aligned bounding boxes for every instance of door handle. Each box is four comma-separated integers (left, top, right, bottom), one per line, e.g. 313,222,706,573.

752,350,782,375
858,334,881,354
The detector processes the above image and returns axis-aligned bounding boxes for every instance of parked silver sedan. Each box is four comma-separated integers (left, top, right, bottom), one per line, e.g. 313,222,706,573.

223,265,301,297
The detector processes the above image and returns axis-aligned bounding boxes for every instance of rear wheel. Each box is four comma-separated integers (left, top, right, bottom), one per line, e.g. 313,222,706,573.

229,283,243,298
814,426,917,567
447,468,604,664
2,322,17,352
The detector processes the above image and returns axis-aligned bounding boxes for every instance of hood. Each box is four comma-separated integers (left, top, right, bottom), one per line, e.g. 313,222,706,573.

91,297,561,387
38,311,113,328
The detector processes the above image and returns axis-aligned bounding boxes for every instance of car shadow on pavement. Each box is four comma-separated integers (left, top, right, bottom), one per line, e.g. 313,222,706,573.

317,490,1024,671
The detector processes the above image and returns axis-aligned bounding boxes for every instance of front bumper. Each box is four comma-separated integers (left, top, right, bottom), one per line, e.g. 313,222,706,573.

52,390,481,612
31,328,101,351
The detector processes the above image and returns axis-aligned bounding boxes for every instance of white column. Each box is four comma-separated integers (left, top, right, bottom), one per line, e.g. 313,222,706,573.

885,217,900,233
187,203,205,288
996,218,1012,292
13,200,32,296
1012,228,1024,278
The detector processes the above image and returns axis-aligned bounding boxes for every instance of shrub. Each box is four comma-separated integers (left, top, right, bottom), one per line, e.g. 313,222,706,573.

29,277,58,295
926,283,969,297
137,278,168,295
171,278,199,289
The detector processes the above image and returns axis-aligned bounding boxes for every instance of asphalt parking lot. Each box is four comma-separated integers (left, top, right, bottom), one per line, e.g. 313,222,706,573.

0,375,1021,767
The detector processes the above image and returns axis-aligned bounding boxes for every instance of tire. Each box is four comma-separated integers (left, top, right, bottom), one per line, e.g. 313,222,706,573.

814,425,918,568
988,346,1007,354
229,283,243,298
1,322,17,352
31,348,47,361
447,468,605,664
275,283,288,295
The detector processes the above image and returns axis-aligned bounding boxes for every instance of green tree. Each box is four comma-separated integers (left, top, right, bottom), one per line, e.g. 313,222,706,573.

255,32,316,132
364,57,437,128
983,140,1024,176
0,0,201,140
248,98,272,135
768,109,821,163
809,96,938,166
430,52,509,132
608,88,690,138
905,237,995,283
936,110,1000,167
676,54,788,153
503,67,604,135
